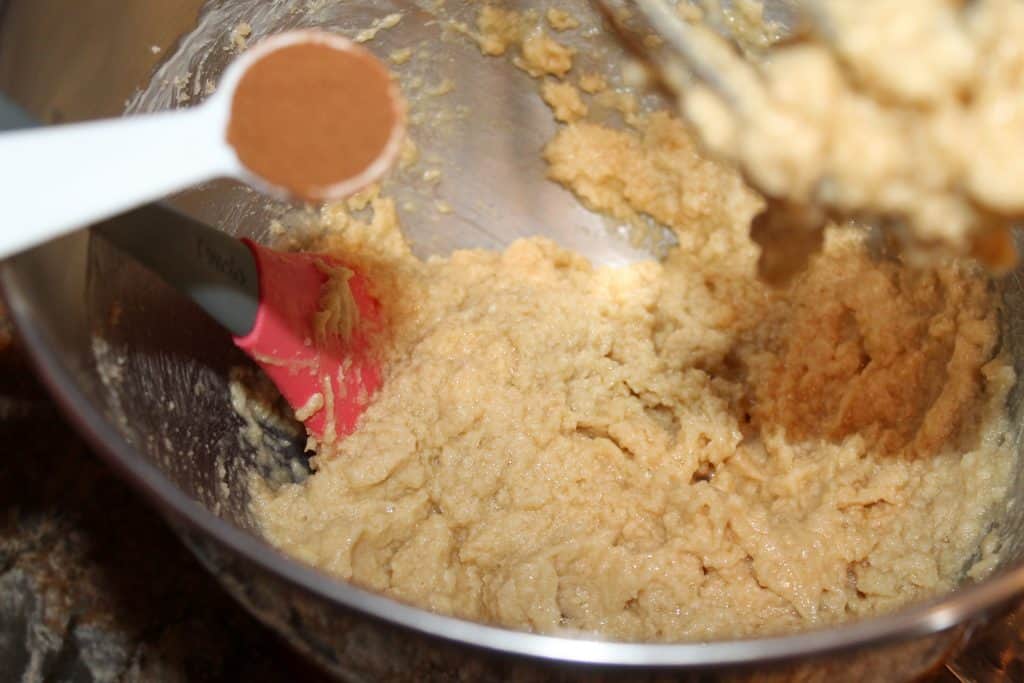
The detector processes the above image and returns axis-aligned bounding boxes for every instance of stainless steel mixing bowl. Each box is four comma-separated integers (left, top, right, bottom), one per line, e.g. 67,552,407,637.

4,1,1024,680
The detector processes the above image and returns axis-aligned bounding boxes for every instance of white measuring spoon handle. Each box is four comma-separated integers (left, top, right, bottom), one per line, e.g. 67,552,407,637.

0,104,237,259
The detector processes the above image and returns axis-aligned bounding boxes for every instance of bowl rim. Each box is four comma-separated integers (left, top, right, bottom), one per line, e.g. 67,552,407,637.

4,247,1024,668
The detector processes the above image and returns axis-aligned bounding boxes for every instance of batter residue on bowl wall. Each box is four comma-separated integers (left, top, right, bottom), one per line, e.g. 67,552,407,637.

246,3,1016,642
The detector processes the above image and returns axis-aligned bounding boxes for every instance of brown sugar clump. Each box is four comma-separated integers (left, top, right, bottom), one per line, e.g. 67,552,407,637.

228,40,399,201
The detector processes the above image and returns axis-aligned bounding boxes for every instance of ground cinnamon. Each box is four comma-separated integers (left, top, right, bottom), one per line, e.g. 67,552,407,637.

227,39,400,202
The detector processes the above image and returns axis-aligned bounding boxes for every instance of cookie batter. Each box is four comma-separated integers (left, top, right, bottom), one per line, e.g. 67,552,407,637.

681,0,1024,267
250,109,1014,640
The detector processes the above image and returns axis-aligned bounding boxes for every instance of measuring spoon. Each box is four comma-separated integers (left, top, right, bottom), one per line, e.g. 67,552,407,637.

0,29,404,260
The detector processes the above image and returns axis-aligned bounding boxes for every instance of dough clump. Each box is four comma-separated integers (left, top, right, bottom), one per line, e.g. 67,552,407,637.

683,0,1024,269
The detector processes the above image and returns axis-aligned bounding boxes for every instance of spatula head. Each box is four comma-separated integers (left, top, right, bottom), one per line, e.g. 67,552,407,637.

232,239,382,444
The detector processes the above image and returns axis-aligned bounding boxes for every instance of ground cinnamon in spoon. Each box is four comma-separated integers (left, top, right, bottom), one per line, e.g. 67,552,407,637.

227,38,401,202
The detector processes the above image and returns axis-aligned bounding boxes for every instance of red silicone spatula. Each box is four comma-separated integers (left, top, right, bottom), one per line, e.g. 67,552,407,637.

0,31,403,441
98,204,383,442
234,239,382,441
